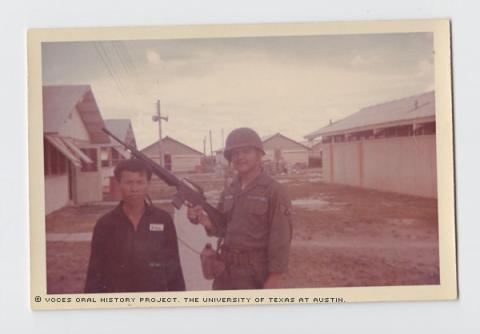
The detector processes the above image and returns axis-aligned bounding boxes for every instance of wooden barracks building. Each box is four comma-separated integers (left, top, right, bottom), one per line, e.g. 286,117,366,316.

215,133,310,171
101,119,136,190
262,133,311,168
43,85,133,214
141,137,204,173
305,91,437,198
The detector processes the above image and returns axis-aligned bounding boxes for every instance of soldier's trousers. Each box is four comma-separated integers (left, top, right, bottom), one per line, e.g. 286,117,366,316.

212,261,268,290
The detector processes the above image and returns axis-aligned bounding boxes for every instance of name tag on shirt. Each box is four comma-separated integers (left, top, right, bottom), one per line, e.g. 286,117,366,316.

149,223,164,232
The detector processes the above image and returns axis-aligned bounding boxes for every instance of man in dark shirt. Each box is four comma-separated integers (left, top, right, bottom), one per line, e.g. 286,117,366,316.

85,159,185,293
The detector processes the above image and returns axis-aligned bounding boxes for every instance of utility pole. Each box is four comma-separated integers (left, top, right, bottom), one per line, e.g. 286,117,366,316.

203,136,207,156
221,128,225,148
152,99,168,167
209,130,213,157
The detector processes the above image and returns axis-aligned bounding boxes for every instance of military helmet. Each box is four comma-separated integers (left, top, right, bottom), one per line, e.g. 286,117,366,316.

224,127,265,161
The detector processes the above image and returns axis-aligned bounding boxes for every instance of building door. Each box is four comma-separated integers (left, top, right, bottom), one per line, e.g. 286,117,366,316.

68,161,74,202
164,154,172,171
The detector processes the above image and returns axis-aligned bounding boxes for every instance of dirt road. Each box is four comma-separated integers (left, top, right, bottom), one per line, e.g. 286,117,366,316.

173,206,217,291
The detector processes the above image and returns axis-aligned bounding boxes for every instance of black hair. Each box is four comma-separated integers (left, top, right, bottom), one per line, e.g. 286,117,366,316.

113,159,152,182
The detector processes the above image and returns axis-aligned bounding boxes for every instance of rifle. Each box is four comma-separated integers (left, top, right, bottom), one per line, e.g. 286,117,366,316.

102,127,224,225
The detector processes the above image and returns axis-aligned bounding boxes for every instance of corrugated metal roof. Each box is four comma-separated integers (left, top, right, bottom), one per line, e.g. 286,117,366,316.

104,119,131,142
260,134,276,142
104,119,137,153
43,85,110,143
262,133,311,150
141,136,204,156
43,85,90,133
305,91,435,139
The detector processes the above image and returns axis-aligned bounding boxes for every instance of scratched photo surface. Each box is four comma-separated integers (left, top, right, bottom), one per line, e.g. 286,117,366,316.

41,32,439,294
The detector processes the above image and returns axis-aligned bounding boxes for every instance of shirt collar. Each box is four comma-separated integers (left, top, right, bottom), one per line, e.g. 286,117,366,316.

113,200,154,218
231,169,270,191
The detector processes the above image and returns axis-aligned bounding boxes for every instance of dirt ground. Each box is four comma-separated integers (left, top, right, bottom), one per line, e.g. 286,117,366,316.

287,181,438,287
45,171,439,293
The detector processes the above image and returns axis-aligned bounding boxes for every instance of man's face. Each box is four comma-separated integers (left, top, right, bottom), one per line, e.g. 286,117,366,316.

230,146,262,175
118,171,150,205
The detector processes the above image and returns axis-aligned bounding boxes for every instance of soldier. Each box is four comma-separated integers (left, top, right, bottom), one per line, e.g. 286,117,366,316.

85,159,185,293
188,127,293,289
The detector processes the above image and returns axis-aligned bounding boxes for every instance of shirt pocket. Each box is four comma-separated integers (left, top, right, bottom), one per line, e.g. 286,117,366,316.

244,198,269,235
246,196,269,216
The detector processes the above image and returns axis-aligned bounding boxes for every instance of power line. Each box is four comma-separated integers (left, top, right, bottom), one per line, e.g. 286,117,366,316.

113,41,146,96
111,41,132,76
98,42,127,93
93,42,126,98
117,41,146,95
118,41,139,75
95,41,144,110
94,41,151,117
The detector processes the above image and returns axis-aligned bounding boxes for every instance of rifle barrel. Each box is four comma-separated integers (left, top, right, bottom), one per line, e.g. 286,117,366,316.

102,127,223,225
102,127,179,186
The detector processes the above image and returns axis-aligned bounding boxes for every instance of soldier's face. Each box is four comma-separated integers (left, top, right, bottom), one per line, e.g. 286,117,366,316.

118,171,150,205
231,146,262,175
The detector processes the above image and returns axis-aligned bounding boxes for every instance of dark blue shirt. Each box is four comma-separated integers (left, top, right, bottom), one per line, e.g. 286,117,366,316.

85,203,185,293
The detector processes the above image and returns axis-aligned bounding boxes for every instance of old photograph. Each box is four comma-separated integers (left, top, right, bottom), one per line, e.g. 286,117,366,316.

28,20,456,309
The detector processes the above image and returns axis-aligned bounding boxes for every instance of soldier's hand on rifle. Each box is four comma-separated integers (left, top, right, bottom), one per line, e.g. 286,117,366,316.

186,203,213,229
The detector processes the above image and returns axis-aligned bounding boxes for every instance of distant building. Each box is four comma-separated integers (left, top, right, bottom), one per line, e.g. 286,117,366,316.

141,137,204,173
261,133,311,172
43,85,110,214
215,133,311,172
305,91,436,198
306,140,323,167
102,119,137,190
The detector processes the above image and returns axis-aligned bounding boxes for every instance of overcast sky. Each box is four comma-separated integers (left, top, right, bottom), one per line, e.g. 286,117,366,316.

42,32,434,151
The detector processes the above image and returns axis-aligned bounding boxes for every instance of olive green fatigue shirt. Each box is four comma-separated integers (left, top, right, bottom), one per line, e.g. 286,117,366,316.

207,171,292,273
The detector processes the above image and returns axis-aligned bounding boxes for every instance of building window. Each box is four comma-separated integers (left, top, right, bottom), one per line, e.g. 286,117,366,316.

396,125,414,137
51,147,59,174
415,122,436,135
44,139,51,176
383,125,414,138
43,139,67,176
111,149,121,166
164,153,172,171
322,136,332,144
348,130,374,141
101,148,110,168
81,148,98,172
